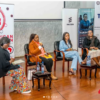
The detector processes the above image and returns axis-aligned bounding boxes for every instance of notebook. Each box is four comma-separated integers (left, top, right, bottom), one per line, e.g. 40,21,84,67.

12,59,25,65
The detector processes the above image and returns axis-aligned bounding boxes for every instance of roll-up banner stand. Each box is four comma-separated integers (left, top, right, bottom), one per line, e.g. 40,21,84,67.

62,9,78,50
78,8,94,48
0,3,14,58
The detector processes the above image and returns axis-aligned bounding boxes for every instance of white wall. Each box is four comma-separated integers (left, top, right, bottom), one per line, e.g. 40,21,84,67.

80,1,94,8
0,1,64,19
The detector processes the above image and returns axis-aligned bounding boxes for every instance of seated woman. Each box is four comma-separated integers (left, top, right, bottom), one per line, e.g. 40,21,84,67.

82,30,100,66
59,32,86,74
29,34,57,80
0,37,31,94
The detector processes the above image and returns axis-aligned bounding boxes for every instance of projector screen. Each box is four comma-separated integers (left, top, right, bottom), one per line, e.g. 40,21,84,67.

0,1,64,19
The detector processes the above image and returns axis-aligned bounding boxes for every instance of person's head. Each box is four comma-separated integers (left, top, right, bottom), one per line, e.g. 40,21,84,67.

83,14,87,21
88,30,93,37
63,32,70,41
63,32,72,47
29,33,39,43
0,37,10,49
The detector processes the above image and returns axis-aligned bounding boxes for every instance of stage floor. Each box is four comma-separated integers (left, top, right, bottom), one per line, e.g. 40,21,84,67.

0,57,100,100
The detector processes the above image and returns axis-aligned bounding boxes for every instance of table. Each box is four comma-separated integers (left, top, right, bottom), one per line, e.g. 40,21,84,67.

88,50,100,58
80,63,97,80
32,72,51,91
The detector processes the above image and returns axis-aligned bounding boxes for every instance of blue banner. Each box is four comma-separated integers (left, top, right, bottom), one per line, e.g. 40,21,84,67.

78,9,94,48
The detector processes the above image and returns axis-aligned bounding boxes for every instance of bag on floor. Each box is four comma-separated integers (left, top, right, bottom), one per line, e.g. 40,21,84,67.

27,68,36,81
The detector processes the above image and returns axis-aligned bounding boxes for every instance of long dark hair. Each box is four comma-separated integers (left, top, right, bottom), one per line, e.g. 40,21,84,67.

63,32,72,47
29,33,36,43
0,37,10,46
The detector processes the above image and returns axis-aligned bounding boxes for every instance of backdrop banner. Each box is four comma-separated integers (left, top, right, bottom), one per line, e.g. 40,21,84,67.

62,9,78,50
94,1,100,39
78,9,94,48
0,4,14,58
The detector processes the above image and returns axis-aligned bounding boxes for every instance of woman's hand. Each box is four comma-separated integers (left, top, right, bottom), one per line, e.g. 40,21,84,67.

94,47,99,50
90,47,95,50
9,58,15,64
45,53,49,57
66,48,72,51
39,42,43,46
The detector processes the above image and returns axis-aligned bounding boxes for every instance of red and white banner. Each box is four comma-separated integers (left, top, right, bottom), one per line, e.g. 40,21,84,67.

0,4,14,58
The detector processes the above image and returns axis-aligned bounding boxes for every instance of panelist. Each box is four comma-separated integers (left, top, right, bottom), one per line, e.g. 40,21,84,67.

0,37,31,94
82,30,100,66
29,33,57,80
59,32,86,75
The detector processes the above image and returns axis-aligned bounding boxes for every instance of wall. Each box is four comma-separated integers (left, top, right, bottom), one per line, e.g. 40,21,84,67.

0,1,63,19
65,1,94,8
14,20,62,57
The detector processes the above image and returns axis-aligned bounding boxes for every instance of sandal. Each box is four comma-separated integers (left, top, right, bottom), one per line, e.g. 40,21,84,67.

69,71,74,75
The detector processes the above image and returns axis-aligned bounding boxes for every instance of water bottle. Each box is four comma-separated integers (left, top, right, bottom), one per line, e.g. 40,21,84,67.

87,55,91,66
41,61,44,73
37,62,40,71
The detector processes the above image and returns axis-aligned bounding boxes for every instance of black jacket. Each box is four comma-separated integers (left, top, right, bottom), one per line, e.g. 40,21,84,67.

82,37,100,60
0,47,19,78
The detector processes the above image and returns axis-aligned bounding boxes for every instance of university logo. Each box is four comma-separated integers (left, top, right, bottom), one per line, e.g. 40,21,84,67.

97,14,100,18
0,7,6,31
8,46,14,54
69,17,72,23
67,17,74,25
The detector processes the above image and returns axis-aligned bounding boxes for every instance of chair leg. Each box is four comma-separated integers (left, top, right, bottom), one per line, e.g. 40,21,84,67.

95,68,97,78
25,55,28,77
67,61,69,74
90,69,92,80
85,69,87,76
3,77,5,86
62,60,65,73
54,60,56,71
25,64,27,77
77,63,78,73
80,68,82,78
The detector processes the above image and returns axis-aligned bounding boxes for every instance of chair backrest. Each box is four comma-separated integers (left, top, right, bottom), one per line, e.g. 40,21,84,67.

24,44,29,54
54,41,61,57
24,44,30,62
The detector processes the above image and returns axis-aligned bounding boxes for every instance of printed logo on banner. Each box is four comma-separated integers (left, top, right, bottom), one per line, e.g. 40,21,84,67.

7,46,14,54
96,1,100,5
67,17,74,25
97,14,100,18
0,7,6,33
69,17,72,23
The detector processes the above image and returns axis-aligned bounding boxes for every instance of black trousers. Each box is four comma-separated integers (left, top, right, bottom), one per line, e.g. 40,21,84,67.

39,57,53,72
82,49,87,60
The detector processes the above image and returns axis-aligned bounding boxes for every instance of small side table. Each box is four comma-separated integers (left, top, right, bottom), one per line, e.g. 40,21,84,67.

32,72,52,91
80,64,97,80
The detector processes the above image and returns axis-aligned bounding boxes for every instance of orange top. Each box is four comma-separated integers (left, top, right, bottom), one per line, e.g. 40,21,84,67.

29,40,42,63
